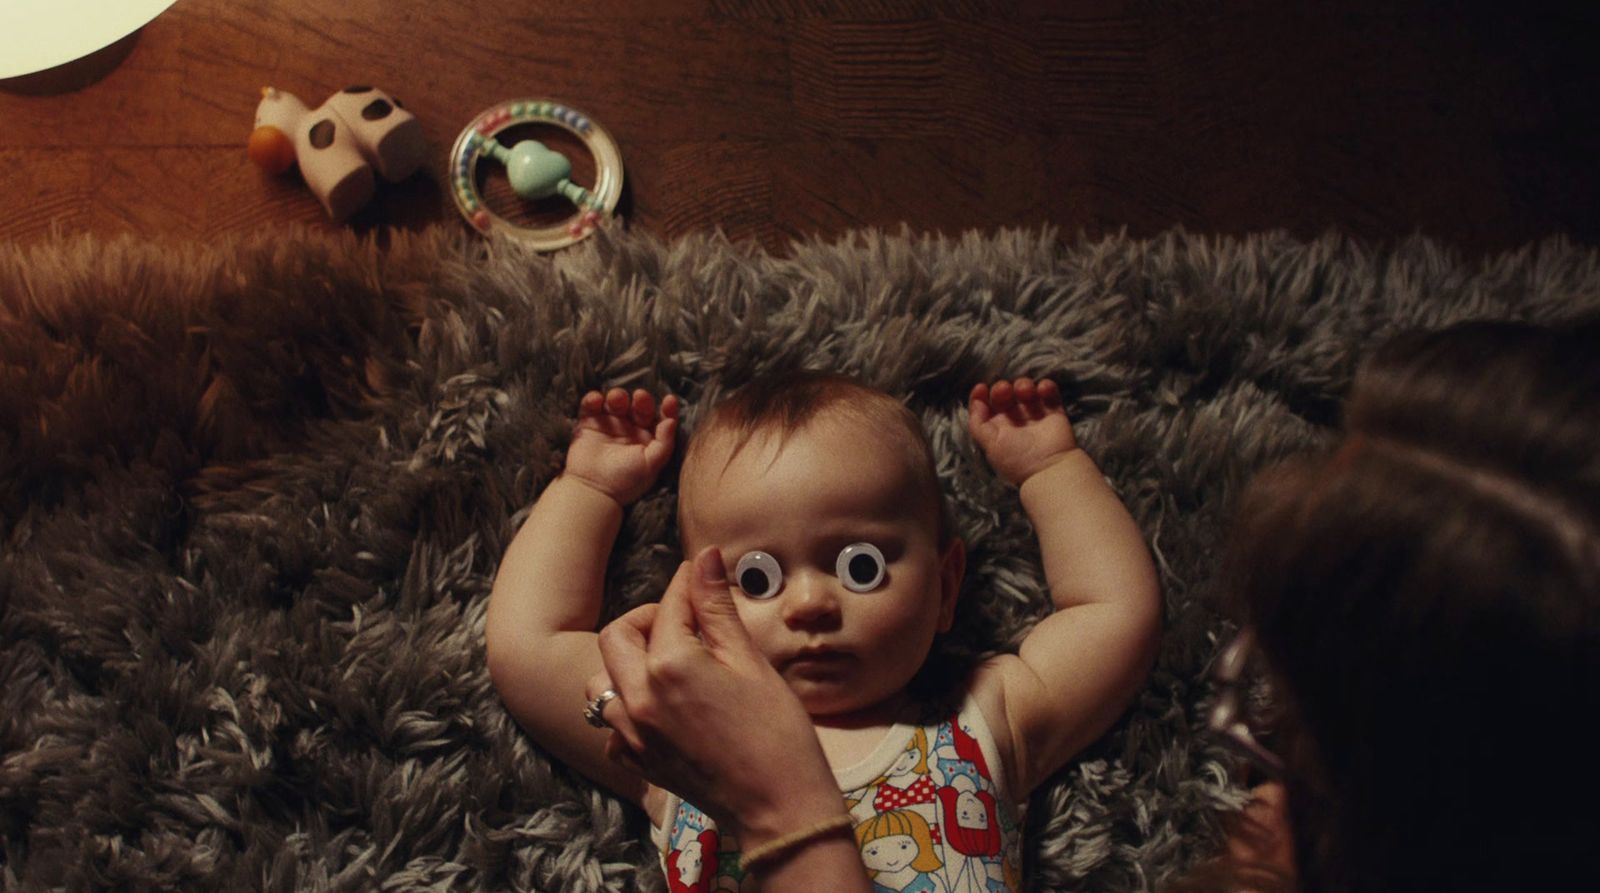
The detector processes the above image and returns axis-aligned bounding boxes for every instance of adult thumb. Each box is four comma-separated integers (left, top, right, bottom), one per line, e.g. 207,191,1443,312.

688,546,749,652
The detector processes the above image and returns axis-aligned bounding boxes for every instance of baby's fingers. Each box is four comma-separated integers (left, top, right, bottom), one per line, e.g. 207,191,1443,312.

999,377,1063,420
602,388,633,419
1012,377,1036,405
989,380,1016,411
968,383,994,427
1037,378,1062,408
578,390,606,418
649,396,681,468
630,390,658,428
1013,377,1066,420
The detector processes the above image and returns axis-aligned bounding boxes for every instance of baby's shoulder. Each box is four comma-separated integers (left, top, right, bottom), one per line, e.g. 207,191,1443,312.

957,655,1032,795
964,651,1035,713
963,647,1130,797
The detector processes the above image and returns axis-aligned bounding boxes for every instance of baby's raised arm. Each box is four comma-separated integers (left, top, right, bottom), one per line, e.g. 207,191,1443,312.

968,378,1161,795
484,388,678,806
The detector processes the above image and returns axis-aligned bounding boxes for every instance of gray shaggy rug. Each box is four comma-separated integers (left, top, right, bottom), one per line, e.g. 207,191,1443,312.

3,225,1598,892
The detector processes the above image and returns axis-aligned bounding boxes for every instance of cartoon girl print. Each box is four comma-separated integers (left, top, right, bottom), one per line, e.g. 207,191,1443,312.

939,787,1000,857
668,827,720,893
937,786,1004,893
855,810,948,893
872,728,942,820
933,720,992,788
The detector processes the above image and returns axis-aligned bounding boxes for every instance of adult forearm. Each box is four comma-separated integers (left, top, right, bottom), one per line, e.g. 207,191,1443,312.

745,833,871,893
733,792,869,893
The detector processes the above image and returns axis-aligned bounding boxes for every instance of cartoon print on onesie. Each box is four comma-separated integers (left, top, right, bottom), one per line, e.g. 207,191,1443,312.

933,719,992,788
851,720,1024,893
666,804,724,893
857,727,944,832
937,778,1010,893
857,809,948,893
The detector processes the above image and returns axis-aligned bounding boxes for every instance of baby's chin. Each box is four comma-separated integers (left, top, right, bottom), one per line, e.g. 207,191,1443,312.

790,680,913,726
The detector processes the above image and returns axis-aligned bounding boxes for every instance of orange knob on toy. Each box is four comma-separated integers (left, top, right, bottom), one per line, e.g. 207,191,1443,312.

248,125,296,174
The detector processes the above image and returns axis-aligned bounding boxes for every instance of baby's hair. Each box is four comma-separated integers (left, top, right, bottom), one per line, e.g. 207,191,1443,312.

684,370,952,542
854,810,943,873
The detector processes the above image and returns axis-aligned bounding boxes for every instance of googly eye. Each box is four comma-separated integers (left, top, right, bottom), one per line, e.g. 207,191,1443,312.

836,542,886,592
734,551,783,599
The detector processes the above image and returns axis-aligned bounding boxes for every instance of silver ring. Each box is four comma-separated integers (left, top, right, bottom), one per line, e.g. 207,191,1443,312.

583,689,619,729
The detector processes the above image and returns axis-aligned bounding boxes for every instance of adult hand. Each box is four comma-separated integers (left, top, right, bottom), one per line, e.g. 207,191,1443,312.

593,547,848,843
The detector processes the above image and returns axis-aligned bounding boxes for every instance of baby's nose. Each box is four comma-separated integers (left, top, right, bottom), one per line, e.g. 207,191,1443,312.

782,571,843,627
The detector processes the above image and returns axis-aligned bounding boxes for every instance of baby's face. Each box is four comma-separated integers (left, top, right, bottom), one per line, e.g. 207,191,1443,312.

680,413,960,722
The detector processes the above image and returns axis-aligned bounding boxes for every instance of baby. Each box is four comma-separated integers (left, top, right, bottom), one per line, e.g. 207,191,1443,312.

485,372,1161,891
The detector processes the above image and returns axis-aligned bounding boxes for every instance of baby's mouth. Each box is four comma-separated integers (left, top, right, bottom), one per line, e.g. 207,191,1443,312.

784,647,853,673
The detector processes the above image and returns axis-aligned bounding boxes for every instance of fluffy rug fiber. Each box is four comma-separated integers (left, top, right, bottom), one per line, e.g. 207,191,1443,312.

3,225,1598,892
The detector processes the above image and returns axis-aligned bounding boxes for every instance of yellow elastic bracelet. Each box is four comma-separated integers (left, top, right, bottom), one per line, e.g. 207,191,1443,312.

740,814,855,872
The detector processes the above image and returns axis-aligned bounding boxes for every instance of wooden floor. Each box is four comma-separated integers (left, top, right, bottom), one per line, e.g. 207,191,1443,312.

1,1,1596,256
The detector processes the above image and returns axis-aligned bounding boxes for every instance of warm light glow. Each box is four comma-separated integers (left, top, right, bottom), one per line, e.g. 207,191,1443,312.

0,1,180,79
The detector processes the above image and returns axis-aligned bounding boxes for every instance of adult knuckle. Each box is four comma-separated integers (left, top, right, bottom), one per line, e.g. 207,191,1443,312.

643,656,675,681
644,651,683,683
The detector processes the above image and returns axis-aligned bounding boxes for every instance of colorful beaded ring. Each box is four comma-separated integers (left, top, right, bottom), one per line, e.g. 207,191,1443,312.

448,99,624,251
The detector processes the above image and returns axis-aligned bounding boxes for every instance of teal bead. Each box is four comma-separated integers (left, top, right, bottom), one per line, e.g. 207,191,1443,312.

505,140,572,200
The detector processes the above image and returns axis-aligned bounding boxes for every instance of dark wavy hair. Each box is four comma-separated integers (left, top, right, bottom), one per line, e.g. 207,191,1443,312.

1203,320,1600,891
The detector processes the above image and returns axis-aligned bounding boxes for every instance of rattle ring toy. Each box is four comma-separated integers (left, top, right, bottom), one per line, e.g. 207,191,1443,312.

449,99,624,251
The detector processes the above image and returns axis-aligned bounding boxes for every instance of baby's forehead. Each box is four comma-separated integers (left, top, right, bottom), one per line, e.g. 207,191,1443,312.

677,411,939,534
681,407,922,485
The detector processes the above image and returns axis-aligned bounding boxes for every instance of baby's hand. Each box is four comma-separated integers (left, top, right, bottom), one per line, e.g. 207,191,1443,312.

968,378,1078,486
565,388,680,505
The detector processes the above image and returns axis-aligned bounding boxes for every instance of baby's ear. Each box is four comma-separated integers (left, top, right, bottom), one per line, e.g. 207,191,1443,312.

937,538,966,632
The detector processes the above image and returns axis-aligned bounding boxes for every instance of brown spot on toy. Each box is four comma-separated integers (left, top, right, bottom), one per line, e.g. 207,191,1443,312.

361,99,393,121
344,85,373,93
309,119,336,149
